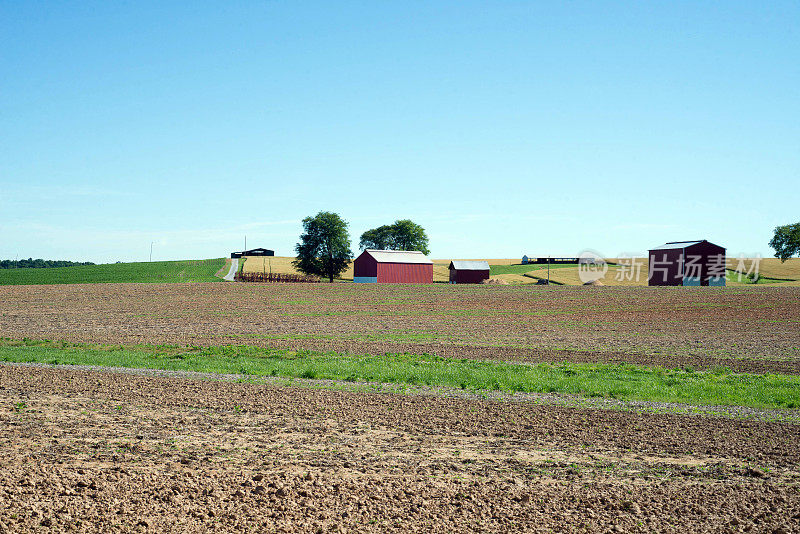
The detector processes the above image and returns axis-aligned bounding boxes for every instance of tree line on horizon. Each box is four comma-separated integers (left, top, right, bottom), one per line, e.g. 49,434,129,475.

0,258,95,269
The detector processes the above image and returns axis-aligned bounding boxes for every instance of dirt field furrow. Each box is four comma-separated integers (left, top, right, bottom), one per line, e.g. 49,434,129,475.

1,365,799,533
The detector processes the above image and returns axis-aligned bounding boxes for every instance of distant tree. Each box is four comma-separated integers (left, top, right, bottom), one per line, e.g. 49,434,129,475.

293,211,353,283
358,225,393,250
358,219,430,255
769,223,800,262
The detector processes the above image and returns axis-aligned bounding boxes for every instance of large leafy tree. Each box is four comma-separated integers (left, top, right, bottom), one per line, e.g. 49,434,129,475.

359,219,430,255
358,225,393,250
293,211,353,283
769,223,800,262
390,219,430,255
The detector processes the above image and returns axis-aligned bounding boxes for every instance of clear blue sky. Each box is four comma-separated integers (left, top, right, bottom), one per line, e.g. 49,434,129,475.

2,1,797,262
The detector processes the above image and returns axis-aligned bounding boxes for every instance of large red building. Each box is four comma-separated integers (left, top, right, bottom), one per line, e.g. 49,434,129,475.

353,250,433,284
648,240,726,286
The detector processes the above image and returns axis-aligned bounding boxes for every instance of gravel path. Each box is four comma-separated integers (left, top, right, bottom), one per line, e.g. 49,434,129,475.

222,258,238,281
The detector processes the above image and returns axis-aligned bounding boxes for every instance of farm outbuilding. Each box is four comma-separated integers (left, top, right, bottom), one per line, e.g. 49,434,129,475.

231,248,274,259
648,240,726,286
353,249,433,284
449,261,490,284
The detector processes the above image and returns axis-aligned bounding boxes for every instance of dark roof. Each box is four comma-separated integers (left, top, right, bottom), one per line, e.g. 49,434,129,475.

650,240,725,251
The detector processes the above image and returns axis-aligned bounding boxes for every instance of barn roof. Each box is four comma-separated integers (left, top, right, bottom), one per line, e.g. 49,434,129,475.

650,240,725,251
364,249,433,264
449,260,490,271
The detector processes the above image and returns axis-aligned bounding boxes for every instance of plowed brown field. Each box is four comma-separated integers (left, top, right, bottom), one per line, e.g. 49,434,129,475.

1,283,799,532
1,283,798,373
1,365,799,533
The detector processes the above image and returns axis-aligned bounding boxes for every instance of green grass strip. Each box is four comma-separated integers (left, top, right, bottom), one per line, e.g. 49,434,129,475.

1,339,799,410
489,263,577,275
0,258,226,285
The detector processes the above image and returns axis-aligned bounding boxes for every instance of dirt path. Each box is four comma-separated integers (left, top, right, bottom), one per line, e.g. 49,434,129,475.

1,365,798,532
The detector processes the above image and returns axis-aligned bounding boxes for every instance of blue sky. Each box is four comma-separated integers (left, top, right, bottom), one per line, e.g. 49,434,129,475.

2,1,797,262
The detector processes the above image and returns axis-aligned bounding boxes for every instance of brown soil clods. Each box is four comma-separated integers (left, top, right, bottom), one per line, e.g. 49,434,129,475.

0,366,799,532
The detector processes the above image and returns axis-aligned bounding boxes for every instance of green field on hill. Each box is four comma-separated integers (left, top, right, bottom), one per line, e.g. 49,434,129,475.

0,258,226,285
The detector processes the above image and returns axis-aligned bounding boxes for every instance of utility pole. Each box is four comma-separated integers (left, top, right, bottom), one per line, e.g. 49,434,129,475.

150,242,154,262
547,256,550,284
244,236,247,253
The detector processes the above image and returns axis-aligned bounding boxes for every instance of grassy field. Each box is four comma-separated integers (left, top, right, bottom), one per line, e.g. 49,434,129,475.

2,339,799,409
0,258,226,285
529,265,648,286
731,258,800,281
241,256,302,275
516,258,800,286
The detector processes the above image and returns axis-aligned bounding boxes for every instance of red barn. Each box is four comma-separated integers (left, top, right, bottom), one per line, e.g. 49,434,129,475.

648,240,726,286
448,261,490,284
353,249,433,284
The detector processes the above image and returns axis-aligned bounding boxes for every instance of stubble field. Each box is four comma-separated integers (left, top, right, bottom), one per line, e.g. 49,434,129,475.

1,282,799,532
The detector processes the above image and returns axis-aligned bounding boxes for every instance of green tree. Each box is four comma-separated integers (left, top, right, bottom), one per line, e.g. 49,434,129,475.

390,219,430,255
358,219,430,255
769,223,800,262
293,211,353,282
358,225,393,250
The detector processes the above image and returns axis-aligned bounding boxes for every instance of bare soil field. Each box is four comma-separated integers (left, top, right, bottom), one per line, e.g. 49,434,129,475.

1,365,798,533
1,283,798,374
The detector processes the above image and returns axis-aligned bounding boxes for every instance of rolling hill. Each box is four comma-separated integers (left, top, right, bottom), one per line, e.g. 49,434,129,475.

0,258,227,285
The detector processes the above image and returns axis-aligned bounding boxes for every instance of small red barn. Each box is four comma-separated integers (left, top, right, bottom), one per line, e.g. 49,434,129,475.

648,240,726,286
353,249,433,284
449,261,490,284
